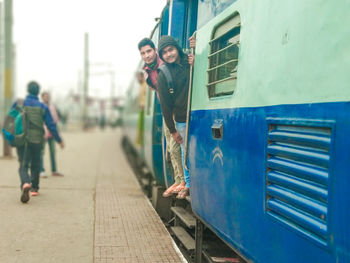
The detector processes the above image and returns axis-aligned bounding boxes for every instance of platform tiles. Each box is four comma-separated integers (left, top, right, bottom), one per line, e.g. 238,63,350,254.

94,174,186,263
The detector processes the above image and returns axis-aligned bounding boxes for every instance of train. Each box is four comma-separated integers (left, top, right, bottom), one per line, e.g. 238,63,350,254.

121,0,350,262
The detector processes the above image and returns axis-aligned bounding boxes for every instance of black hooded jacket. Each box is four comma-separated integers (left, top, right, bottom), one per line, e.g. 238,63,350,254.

157,55,190,134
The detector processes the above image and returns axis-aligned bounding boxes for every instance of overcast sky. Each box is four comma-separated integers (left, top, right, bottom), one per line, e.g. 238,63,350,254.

12,0,166,99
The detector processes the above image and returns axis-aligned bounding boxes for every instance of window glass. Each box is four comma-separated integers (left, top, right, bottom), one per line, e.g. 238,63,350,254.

207,14,240,98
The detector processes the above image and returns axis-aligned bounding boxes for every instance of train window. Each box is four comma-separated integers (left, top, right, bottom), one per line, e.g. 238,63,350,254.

207,14,240,98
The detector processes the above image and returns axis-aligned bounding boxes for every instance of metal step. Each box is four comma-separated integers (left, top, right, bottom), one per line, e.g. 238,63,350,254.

203,249,241,263
171,206,196,228
171,226,195,251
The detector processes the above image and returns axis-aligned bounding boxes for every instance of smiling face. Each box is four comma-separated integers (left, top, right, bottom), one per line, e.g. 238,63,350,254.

161,45,179,64
140,44,157,65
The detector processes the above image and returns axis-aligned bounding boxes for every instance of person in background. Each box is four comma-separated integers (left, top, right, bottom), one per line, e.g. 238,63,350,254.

4,82,64,203
40,91,64,178
99,100,106,130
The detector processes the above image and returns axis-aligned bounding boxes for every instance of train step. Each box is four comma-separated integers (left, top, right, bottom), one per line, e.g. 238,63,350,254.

171,226,195,251
171,206,196,228
203,249,241,263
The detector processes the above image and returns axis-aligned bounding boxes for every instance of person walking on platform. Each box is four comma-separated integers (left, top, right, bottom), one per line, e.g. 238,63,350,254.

5,81,64,203
39,91,64,177
156,35,194,199
138,38,185,196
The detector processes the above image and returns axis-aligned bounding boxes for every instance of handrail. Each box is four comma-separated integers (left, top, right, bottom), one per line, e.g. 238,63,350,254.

184,32,196,171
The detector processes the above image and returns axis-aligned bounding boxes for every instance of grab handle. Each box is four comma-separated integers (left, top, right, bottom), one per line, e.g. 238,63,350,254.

184,32,196,171
211,120,223,140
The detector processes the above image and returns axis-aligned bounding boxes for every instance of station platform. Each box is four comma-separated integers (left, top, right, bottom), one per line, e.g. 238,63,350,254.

0,128,186,263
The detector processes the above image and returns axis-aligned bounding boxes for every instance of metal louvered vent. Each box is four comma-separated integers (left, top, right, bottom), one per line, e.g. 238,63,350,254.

266,121,333,246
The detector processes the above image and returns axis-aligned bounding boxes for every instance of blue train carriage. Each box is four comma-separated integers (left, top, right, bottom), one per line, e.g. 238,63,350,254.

188,0,350,262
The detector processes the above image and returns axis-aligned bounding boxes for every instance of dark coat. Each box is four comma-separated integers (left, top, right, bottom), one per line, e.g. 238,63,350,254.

157,56,190,134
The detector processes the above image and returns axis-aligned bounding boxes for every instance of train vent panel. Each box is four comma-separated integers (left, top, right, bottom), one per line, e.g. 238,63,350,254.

265,120,334,247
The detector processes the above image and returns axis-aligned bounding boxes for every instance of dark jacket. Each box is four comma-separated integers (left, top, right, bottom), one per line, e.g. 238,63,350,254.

157,56,190,134
12,95,62,143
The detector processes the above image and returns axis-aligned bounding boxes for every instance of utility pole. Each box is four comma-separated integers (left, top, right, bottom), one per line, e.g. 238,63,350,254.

2,0,13,157
4,0,12,113
82,32,89,129
0,2,3,126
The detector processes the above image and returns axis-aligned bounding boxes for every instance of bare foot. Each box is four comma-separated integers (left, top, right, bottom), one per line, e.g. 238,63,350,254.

162,183,179,197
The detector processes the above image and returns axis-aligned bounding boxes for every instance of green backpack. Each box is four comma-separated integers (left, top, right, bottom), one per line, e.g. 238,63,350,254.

3,103,27,147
